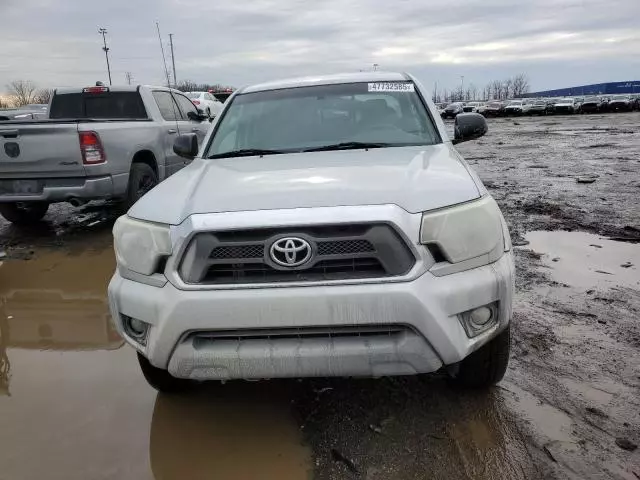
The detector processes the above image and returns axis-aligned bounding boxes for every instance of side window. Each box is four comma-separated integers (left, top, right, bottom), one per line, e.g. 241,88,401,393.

206,93,214,101
173,93,198,119
152,91,180,121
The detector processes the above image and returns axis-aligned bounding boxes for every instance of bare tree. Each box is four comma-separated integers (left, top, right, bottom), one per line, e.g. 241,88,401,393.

33,89,54,105
490,80,501,100
511,73,530,97
7,80,37,106
501,79,513,99
468,83,478,101
176,79,236,93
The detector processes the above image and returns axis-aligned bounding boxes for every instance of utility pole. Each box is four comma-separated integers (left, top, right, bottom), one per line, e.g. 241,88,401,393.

460,75,464,100
98,28,112,85
373,63,379,72
125,72,133,85
169,34,177,87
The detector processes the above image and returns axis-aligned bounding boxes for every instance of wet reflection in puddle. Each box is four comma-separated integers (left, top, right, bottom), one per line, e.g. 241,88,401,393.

150,386,311,480
524,231,640,290
0,246,311,479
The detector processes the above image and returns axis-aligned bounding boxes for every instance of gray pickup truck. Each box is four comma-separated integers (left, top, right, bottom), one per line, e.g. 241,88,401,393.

0,85,211,224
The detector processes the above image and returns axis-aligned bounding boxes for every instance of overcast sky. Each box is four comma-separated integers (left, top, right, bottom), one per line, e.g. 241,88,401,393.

1,0,639,94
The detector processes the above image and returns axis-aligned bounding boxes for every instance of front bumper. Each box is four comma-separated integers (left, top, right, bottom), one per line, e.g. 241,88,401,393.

0,174,128,203
108,252,515,380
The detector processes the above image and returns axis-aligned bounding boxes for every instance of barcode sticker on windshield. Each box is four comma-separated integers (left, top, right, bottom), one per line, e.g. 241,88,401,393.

368,82,414,92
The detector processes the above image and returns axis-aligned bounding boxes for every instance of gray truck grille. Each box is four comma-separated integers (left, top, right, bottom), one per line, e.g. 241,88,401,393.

178,224,416,285
188,324,415,344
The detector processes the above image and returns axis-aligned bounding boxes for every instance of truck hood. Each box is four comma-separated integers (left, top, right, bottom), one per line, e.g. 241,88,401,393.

129,144,481,225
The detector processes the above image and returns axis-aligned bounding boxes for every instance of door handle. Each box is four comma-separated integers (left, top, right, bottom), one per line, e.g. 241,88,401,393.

191,127,200,132
167,129,177,134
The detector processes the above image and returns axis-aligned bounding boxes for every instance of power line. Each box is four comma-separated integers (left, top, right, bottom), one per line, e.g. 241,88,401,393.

155,22,172,89
169,33,177,87
98,28,112,85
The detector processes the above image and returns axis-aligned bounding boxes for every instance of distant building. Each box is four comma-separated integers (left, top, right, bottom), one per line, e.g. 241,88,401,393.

522,81,640,97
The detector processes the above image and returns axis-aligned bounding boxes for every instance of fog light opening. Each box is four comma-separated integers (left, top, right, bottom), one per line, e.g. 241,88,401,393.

460,304,498,338
122,315,150,345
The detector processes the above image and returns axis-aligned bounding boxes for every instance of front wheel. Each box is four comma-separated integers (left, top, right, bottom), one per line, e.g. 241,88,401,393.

138,353,193,393
451,325,510,389
0,202,49,225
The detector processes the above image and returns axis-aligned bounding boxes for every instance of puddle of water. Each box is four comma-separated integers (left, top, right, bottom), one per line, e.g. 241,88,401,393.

560,378,614,406
524,231,640,290
501,382,574,444
0,247,311,479
150,387,311,480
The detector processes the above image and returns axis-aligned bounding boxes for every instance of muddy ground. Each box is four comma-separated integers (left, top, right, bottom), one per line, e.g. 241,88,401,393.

0,113,639,480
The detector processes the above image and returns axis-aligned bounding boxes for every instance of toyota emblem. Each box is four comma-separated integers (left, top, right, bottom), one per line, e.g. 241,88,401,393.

269,237,312,267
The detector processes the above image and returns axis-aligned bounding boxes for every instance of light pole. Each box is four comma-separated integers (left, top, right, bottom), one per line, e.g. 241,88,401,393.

460,75,465,101
98,28,112,85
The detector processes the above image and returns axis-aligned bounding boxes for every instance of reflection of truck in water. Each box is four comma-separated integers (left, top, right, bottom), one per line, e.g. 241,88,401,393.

0,248,122,395
2,290,121,351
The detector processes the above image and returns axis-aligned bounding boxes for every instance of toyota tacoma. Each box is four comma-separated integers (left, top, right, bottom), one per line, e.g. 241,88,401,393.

108,72,515,393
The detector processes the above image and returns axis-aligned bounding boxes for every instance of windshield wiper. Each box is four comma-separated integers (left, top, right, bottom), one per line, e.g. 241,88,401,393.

208,148,286,159
302,142,391,152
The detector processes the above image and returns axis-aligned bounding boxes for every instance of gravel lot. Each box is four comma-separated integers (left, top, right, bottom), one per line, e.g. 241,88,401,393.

0,112,638,480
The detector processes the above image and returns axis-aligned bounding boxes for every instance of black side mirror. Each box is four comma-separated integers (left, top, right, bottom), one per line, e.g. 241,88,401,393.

173,133,199,159
453,113,488,145
187,110,208,122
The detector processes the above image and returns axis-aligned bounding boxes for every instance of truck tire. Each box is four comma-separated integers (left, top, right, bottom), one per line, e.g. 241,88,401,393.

125,163,158,209
138,353,192,393
0,202,49,225
452,325,510,389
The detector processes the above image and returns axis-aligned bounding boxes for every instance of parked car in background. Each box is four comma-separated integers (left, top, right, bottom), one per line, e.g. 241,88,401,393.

443,102,464,118
484,101,505,117
109,71,514,393
435,103,447,118
608,95,633,112
504,100,531,116
0,85,211,225
463,102,482,113
580,96,605,113
550,98,578,114
528,99,550,115
185,92,223,118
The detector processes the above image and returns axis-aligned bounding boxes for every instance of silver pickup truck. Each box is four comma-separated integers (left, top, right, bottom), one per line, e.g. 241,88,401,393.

0,85,211,224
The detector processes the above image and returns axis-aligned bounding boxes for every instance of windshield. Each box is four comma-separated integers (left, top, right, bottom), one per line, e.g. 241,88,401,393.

611,95,629,100
185,92,201,99
534,100,547,105
558,98,574,103
508,100,522,105
206,82,439,157
585,97,600,102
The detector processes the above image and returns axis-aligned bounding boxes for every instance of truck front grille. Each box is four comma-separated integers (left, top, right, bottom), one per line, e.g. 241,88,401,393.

178,223,415,285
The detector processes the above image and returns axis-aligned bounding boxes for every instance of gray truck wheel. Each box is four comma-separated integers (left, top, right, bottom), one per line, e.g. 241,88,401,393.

451,325,510,388
0,202,49,225
138,353,192,393
125,163,158,208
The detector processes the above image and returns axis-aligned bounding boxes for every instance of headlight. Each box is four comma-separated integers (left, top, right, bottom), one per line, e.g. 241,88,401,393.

113,216,171,276
420,196,504,264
